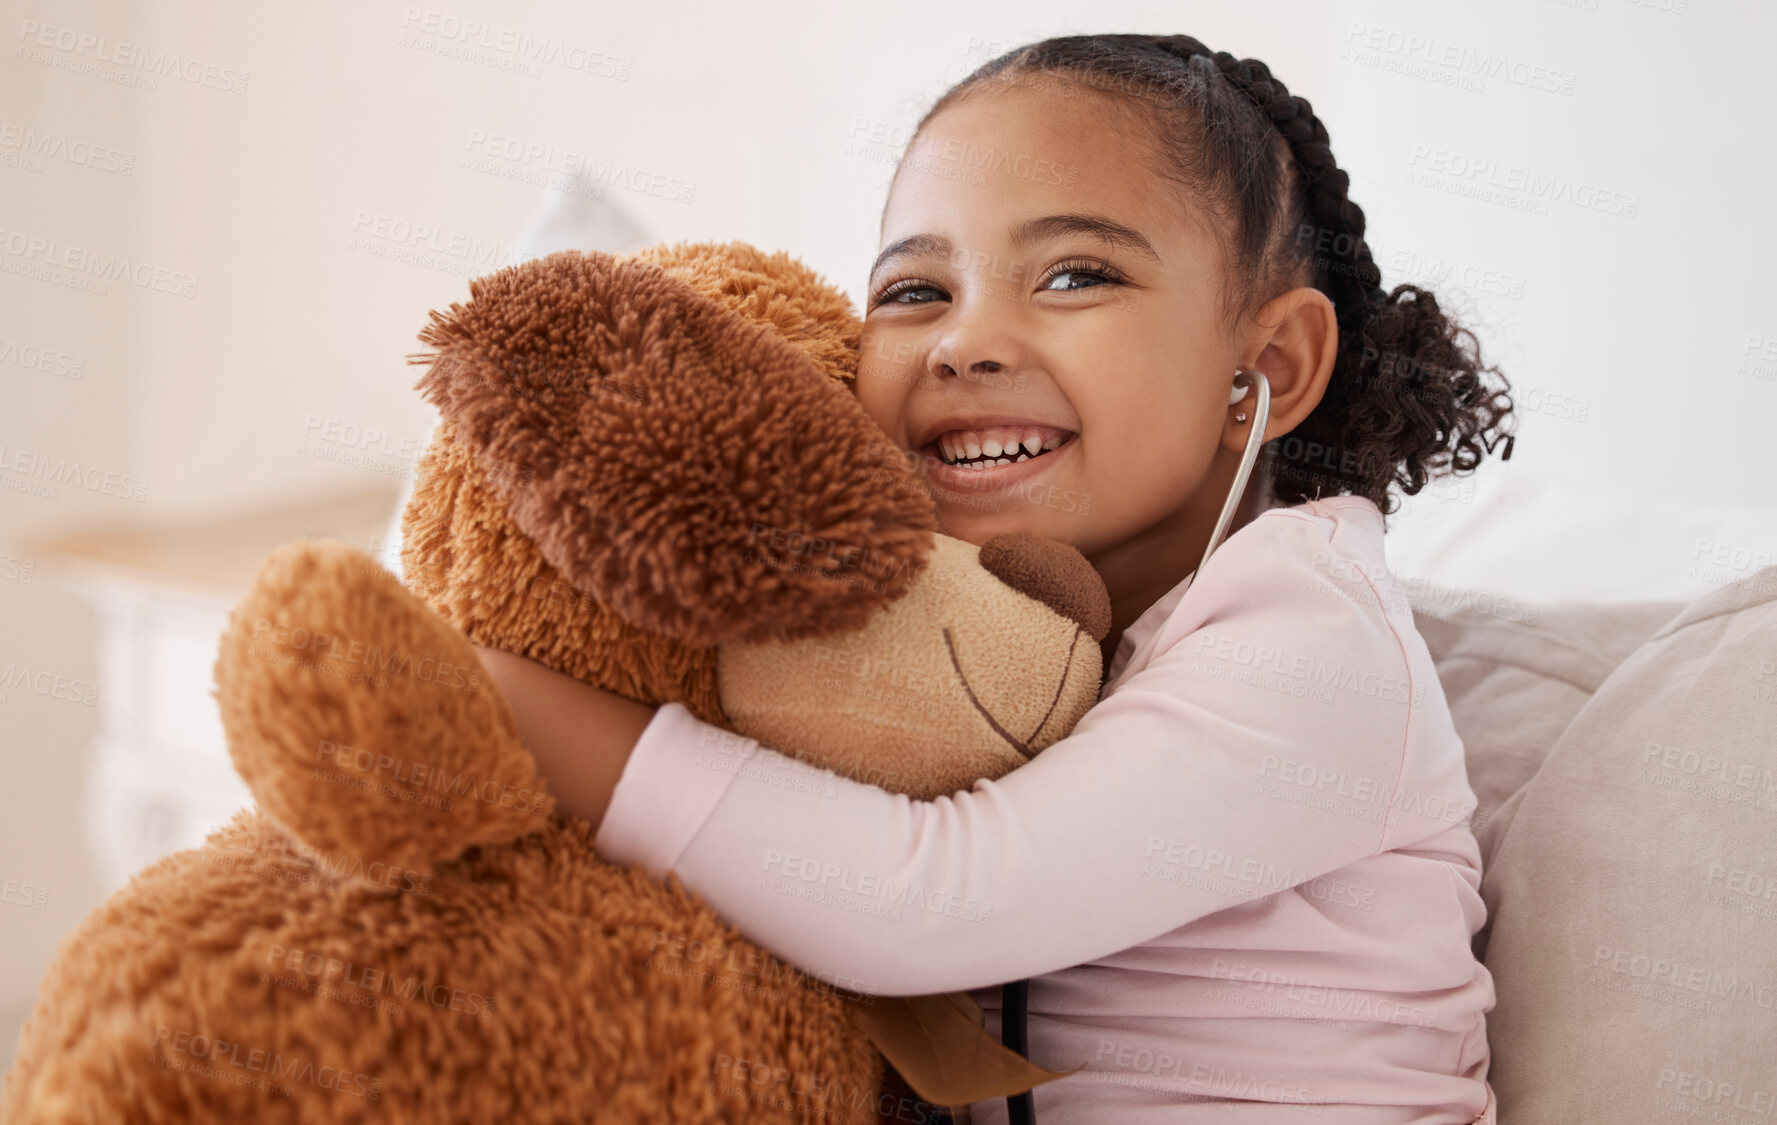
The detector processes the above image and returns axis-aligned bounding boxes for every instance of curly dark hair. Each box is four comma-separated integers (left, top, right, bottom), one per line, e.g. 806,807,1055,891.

898,33,1517,520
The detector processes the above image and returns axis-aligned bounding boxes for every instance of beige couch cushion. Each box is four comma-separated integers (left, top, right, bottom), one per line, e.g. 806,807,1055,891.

1416,569,1777,1122
1411,595,1683,872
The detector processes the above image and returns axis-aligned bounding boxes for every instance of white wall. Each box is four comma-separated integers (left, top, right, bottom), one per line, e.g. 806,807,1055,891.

6,0,1769,591
1317,0,1777,606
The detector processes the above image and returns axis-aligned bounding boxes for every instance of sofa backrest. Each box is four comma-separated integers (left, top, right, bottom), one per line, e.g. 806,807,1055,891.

1410,595,1684,879
1412,568,1777,1122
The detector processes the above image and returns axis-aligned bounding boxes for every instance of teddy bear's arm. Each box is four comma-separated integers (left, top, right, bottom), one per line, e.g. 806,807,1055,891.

215,539,553,872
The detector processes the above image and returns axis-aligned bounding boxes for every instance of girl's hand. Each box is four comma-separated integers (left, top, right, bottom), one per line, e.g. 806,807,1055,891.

471,644,657,830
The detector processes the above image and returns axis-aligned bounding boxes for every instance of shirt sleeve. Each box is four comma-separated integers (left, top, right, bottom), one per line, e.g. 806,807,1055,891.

594,510,1418,997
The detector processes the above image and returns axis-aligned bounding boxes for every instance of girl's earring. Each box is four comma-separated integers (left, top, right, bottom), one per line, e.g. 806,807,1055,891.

1229,374,1251,425
1190,368,1272,586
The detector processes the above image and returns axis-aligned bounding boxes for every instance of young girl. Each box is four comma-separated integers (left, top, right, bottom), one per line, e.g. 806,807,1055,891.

478,32,1515,1124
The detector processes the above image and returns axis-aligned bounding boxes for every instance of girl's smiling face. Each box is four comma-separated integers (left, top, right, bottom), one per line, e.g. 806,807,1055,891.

857,79,1336,602
858,81,1244,564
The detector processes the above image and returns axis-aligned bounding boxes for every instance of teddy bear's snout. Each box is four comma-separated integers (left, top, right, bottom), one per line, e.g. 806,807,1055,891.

977,533,1113,642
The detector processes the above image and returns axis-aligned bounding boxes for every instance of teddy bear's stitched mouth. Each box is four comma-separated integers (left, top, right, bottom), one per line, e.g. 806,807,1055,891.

941,626,1088,758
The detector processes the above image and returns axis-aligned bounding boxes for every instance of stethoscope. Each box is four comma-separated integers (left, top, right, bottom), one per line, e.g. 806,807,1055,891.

994,370,1273,1125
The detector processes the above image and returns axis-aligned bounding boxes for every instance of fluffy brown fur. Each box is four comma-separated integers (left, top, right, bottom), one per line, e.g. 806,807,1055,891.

412,245,936,648
1,241,1107,1123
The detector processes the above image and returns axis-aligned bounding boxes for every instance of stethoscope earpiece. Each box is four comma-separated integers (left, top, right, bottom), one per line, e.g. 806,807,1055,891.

1195,368,1271,583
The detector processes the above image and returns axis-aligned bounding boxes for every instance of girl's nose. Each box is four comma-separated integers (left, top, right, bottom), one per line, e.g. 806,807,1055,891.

977,532,1112,641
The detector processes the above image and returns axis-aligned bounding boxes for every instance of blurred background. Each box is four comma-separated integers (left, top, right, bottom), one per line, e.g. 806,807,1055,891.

2,0,1772,1066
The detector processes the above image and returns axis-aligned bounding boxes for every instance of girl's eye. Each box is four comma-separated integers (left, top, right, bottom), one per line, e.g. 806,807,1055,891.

1040,258,1125,292
871,279,945,307
868,258,1126,308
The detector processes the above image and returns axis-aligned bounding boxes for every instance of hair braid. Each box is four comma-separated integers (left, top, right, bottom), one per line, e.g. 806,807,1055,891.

904,33,1518,519
1154,37,1386,351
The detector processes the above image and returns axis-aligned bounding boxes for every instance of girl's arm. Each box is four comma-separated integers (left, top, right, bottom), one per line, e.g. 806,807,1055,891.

472,644,654,829
481,510,1460,997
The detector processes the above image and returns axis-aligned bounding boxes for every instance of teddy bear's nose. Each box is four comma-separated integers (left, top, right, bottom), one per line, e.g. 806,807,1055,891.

977,532,1113,642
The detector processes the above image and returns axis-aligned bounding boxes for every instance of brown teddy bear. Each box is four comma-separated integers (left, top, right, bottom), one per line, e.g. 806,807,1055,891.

0,241,1109,1123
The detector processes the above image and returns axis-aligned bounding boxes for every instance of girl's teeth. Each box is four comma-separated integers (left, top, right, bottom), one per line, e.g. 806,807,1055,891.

933,426,1074,467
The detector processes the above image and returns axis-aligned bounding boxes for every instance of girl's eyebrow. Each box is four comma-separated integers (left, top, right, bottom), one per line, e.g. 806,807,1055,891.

869,212,1163,285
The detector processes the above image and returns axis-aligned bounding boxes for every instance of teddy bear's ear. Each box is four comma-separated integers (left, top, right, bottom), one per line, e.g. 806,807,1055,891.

625,240,861,388
411,249,937,648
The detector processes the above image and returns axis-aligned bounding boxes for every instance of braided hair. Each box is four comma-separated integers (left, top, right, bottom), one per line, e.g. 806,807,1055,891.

898,33,1517,518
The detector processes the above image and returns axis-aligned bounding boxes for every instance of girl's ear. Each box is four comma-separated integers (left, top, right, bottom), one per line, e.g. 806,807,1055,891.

1225,286,1340,451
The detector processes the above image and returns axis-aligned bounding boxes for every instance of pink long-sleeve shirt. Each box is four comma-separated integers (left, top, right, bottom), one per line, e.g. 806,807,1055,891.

596,494,1496,1123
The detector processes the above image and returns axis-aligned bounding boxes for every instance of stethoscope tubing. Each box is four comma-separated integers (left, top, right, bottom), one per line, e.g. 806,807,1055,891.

998,370,1272,1125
